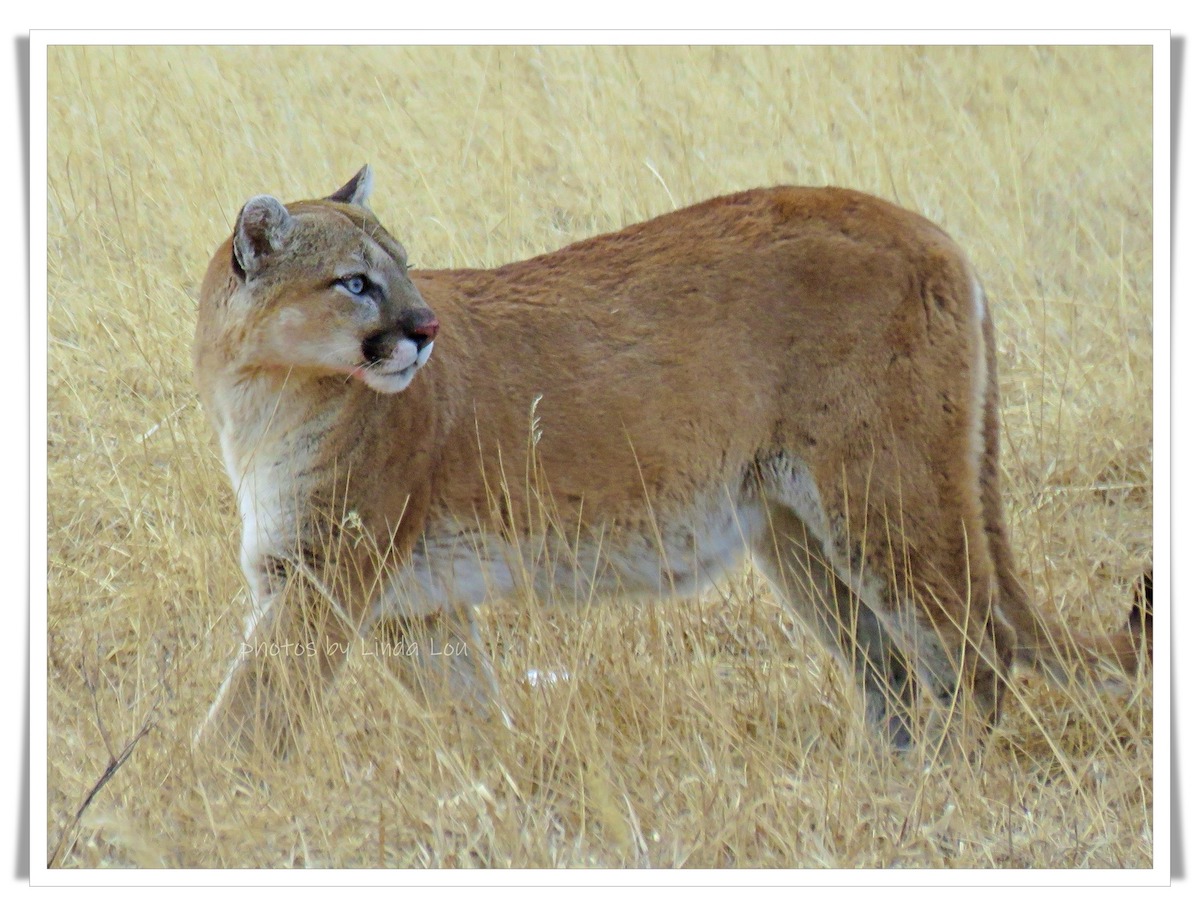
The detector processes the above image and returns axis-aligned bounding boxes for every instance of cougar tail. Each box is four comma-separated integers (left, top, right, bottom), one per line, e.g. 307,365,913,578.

1043,571,1150,678
975,277,1151,683
1020,570,1151,684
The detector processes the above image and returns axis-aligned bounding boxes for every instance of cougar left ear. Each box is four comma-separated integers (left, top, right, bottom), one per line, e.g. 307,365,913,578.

328,164,374,209
233,195,294,279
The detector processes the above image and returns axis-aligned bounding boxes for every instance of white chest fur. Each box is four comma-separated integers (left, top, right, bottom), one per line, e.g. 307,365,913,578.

218,428,295,612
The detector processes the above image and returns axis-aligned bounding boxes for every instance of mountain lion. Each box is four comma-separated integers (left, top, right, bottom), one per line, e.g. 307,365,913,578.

193,166,1147,755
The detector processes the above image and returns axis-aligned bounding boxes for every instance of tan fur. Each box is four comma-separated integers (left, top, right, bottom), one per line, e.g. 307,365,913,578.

193,167,1146,755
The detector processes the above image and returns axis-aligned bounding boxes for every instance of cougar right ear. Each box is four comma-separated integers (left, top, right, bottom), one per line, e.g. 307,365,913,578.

232,195,294,278
328,164,373,209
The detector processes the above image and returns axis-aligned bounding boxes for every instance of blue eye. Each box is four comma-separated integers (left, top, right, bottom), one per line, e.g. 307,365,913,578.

340,275,369,296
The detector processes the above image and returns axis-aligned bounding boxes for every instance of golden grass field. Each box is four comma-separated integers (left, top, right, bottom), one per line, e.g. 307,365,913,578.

44,44,1153,870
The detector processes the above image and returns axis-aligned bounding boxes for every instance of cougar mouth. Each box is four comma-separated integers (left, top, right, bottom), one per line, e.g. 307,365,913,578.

355,336,435,394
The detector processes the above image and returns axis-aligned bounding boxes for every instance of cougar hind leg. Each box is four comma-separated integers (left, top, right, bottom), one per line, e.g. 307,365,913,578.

754,502,918,748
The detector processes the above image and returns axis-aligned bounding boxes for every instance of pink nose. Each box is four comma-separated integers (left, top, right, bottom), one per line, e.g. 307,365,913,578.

411,317,439,345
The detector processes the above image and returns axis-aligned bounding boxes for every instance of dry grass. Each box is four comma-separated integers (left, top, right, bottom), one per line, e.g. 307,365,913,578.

44,44,1153,870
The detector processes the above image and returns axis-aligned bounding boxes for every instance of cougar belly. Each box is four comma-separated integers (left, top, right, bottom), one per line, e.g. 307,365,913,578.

370,497,766,622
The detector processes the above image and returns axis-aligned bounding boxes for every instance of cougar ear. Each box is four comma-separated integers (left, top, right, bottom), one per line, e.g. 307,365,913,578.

328,164,373,208
232,195,294,278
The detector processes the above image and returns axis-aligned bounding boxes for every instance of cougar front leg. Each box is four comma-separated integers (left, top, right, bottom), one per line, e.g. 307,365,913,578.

371,605,511,727
197,558,357,758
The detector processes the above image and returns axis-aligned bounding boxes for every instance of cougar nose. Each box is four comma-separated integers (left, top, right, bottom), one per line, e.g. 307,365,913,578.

362,316,440,364
408,316,439,350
